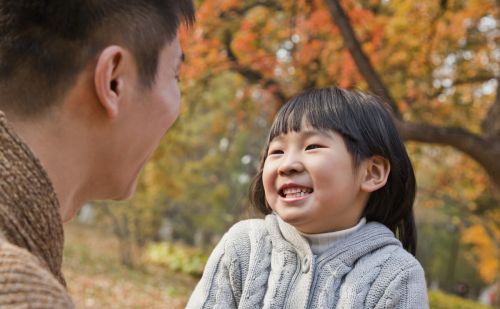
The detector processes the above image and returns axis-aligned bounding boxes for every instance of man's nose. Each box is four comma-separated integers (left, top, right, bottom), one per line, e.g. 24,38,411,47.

278,153,304,176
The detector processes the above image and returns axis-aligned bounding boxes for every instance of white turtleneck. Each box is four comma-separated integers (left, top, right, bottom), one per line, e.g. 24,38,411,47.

299,218,367,255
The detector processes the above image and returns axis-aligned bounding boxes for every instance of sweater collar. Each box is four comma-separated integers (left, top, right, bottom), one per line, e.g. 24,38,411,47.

0,111,65,286
266,213,401,266
264,214,312,261
299,218,367,255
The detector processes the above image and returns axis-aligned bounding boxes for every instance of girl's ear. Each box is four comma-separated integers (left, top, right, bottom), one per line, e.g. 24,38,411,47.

360,156,390,193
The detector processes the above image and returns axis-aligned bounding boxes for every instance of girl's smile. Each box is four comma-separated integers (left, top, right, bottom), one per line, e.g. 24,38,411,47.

279,183,313,200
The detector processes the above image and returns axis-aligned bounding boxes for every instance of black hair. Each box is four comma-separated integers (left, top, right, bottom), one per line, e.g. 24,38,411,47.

249,87,417,255
0,0,195,117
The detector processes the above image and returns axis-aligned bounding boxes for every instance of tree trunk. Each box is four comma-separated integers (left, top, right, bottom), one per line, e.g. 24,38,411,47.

101,205,135,268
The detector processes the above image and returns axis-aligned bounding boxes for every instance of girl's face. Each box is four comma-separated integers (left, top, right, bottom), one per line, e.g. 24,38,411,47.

262,125,370,234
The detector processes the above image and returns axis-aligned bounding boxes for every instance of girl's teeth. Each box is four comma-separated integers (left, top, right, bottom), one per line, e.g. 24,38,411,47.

285,191,308,198
283,187,312,195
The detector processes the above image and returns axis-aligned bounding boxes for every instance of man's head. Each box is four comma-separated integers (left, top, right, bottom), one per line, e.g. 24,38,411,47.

0,0,195,221
0,0,195,117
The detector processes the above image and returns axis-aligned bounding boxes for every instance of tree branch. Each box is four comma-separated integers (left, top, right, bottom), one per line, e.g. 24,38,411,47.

324,0,401,118
481,77,500,138
427,74,496,100
454,74,496,86
222,30,288,105
397,119,500,189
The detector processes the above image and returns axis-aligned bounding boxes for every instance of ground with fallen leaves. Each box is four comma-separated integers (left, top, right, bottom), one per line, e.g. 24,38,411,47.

63,222,198,308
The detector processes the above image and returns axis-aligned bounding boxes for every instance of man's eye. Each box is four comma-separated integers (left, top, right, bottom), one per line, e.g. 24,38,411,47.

305,144,323,150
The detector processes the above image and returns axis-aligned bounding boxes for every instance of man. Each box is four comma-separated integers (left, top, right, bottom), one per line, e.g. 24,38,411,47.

0,1,195,307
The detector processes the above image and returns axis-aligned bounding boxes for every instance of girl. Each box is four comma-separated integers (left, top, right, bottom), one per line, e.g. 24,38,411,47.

187,87,428,308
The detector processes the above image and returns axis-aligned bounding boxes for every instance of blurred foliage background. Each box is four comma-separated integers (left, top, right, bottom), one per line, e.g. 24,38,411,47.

65,0,499,307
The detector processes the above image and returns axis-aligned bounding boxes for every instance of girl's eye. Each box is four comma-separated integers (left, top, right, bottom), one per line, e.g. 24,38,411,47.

305,144,323,150
268,149,284,155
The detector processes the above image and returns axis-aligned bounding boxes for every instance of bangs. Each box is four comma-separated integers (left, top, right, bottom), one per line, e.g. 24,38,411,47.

268,88,358,143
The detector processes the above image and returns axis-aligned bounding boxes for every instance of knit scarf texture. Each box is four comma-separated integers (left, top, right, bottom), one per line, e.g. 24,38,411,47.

0,111,65,285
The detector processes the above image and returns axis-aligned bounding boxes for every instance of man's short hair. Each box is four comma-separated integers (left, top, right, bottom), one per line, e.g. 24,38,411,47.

0,0,195,117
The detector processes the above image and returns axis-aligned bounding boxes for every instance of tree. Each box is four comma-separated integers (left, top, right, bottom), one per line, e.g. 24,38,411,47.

185,0,499,191
412,143,499,287
181,0,499,287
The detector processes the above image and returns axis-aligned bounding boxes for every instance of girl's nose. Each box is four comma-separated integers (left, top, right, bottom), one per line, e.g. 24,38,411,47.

278,156,304,176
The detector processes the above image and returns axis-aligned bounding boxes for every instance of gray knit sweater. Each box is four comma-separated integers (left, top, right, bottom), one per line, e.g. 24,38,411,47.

187,214,428,308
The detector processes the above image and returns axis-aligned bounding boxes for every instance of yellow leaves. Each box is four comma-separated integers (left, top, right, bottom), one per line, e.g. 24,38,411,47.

411,144,490,211
413,144,498,284
462,222,499,283
211,115,226,134
459,0,496,21
244,5,272,25
221,0,239,11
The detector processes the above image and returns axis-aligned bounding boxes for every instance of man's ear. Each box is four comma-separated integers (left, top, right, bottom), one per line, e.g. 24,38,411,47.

94,46,129,119
360,156,390,193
